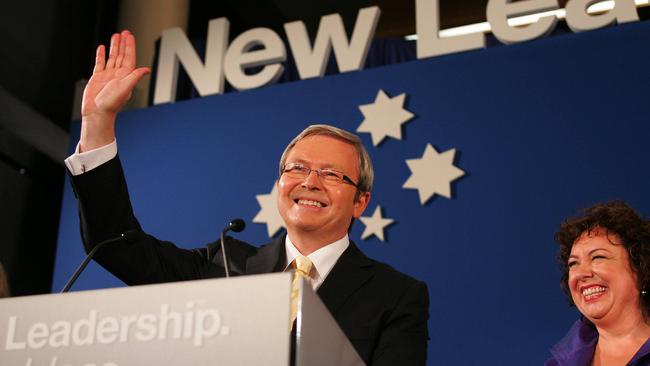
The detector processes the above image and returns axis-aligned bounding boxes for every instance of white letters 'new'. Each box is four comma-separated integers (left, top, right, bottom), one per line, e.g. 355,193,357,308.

154,7,379,104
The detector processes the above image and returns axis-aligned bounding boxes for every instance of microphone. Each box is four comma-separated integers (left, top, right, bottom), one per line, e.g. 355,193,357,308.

213,218,246,278
61,230,140,293
226,218,246,233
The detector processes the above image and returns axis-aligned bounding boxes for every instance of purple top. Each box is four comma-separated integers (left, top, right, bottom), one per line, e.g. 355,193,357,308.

546,318,650,366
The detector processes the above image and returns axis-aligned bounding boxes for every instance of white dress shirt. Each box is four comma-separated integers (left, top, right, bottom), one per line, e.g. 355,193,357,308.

283,235,349,291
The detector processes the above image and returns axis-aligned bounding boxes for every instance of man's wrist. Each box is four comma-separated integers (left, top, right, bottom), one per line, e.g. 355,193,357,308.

79,113,117,152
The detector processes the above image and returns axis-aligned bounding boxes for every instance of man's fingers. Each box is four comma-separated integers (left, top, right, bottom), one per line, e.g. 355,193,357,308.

93,45,106,74
115,30,128,68
122,32,136,70
106,33,120,69
121,67,151,92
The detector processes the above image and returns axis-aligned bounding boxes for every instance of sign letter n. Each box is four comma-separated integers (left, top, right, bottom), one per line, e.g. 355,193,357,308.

153,18,230,105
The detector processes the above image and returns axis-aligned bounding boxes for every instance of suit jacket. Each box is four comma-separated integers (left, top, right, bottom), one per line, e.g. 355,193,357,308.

70,156,429,365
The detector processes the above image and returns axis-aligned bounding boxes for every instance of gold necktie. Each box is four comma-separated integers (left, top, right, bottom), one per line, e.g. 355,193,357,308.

290,255,313,329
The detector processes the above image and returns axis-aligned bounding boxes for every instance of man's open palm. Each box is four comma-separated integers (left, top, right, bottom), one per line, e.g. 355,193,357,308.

82,30,150,119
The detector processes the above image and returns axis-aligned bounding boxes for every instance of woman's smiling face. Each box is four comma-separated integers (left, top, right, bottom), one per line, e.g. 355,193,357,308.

568,228,640,325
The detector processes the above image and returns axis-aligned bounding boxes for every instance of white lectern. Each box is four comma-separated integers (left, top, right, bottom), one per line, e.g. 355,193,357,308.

0,272,364,366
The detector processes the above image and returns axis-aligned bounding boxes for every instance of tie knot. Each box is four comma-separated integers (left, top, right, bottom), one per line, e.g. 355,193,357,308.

293,255,313,278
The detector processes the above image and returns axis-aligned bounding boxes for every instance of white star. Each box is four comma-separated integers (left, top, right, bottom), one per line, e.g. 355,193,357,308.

252,182,285,237
356,90,414,146
403,144,465,205
359,205,394,242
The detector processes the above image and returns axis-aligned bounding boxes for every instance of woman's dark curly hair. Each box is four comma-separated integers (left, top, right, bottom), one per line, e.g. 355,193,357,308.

555,201,650,314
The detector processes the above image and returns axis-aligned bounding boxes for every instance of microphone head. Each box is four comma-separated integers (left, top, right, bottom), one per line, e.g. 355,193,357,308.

228,218,246,233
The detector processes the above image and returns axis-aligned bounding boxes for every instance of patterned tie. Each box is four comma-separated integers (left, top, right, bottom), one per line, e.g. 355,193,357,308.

290,255,313,329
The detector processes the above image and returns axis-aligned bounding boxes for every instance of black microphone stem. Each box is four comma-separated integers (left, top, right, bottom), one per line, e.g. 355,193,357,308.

216,219,245,279
61,232,132,293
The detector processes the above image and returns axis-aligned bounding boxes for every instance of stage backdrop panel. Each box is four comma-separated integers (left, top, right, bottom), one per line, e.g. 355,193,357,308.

55,21,650,365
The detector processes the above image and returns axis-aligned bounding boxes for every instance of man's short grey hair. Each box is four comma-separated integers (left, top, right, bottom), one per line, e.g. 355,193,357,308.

279,124,374,197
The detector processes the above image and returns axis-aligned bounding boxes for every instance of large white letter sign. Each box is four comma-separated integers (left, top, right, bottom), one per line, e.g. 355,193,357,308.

487,0,559,44
565,0,639,32
153,18,229,105
224,28,286,91
416,0,485,59
284,6,380,79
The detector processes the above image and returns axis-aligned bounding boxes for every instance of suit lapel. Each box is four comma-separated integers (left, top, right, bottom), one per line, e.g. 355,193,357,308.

245,235,286,274
246,237,374,315
317,241,374,315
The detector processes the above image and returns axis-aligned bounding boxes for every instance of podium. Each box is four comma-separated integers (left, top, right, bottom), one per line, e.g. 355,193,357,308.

0,273,365,365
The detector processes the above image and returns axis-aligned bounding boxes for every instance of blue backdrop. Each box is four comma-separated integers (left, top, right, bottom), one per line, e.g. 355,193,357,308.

55,21,650,365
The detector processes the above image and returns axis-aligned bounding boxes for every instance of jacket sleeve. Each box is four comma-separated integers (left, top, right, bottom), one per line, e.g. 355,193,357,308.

69,155,226,285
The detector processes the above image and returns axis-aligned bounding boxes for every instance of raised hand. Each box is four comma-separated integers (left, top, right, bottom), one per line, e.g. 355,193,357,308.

80,30,150,152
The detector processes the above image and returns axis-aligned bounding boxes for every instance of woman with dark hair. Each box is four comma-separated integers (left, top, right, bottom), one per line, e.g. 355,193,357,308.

547,201,650,365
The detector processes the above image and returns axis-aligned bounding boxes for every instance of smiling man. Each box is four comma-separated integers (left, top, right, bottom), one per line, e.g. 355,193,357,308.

278,133,371,251
66,31,429,366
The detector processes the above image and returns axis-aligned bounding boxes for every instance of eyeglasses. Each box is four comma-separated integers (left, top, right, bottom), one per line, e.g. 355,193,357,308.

282,162,360,188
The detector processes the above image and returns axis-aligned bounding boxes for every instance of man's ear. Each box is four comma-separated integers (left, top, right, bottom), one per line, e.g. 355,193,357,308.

353,191,371,218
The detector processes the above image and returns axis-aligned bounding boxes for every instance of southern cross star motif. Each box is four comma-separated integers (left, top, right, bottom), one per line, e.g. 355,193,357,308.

403,144,465,205
252,182,285,237
359,205,395,242
356,89,414,146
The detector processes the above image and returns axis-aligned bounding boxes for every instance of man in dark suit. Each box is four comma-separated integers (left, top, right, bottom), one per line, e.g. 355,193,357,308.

67,30,429,366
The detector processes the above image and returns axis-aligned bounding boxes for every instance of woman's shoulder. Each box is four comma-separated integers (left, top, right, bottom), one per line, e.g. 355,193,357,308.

547,318,598,366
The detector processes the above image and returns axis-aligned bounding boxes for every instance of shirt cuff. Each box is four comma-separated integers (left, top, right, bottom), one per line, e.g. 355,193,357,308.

64,140,118,176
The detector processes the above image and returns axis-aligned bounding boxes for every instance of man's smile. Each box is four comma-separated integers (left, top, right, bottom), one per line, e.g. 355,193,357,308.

295,199,326,208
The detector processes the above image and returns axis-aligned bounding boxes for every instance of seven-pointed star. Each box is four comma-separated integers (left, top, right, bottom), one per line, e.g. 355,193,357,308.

403,144,465,204
252,182,285,237
357,89,414,146
359,205,394,242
